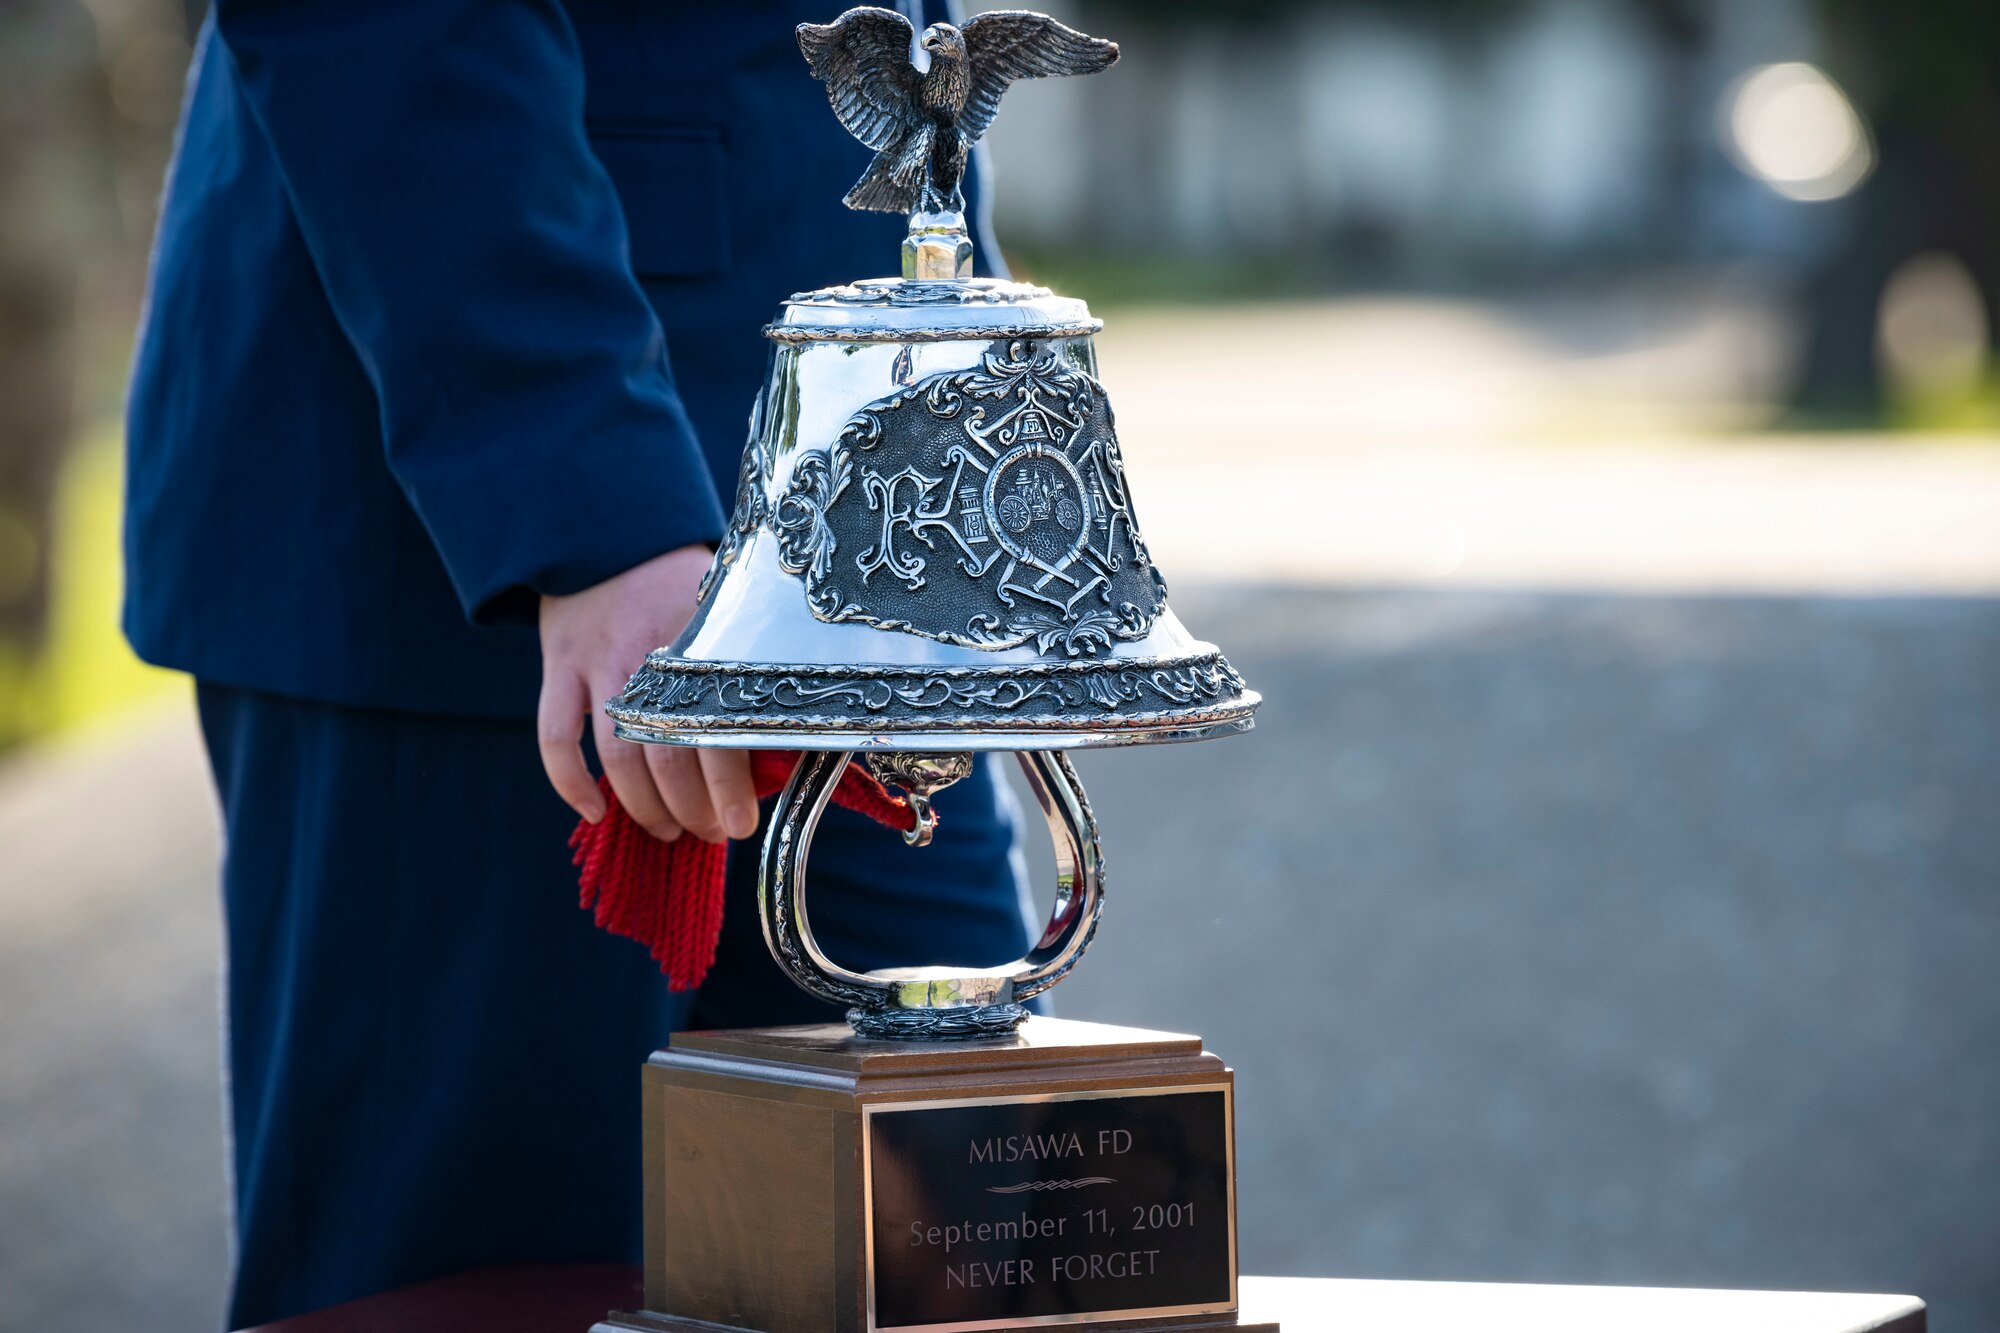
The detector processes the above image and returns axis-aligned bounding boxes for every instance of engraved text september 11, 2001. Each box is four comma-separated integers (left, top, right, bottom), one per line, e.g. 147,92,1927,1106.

864,1088,1233,1330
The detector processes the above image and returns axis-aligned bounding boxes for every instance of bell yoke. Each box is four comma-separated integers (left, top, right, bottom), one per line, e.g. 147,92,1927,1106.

606,6,1259,1039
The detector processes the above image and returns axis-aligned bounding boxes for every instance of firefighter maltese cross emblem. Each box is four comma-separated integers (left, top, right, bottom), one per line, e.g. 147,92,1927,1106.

772,340,1166,656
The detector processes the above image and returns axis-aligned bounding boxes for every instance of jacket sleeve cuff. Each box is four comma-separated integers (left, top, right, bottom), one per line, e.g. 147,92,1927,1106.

397,373,729,628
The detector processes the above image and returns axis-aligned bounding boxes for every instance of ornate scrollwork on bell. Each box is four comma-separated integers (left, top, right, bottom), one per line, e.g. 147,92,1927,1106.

773,339,1164,656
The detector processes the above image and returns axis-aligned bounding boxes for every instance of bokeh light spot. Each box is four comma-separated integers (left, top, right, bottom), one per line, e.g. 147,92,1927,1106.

1878,251,1990,397
1724,62,1873,202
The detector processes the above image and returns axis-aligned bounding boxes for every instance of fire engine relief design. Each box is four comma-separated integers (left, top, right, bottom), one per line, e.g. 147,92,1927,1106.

772,339,1165,656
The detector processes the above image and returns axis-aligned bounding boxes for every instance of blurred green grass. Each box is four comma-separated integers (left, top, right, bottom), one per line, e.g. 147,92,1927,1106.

0,423,177,751
1888,372,2000,432
1005,249,1312,309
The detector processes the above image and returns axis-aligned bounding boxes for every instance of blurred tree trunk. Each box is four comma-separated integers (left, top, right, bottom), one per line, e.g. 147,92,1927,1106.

0,0,188,744
0,258,72,664
1796,0,2000,417
1634,0,1707,261
0,2,99,714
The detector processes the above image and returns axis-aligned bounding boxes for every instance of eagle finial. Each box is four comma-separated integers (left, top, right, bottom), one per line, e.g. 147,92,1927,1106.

798,6,1118,274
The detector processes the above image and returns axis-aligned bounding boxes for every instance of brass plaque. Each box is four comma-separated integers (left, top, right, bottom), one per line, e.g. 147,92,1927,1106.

862,1085,1235,1332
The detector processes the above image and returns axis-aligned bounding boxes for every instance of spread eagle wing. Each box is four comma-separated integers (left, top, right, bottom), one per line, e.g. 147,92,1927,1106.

959,10,1119,143
797,7,923,153
842,122,935,213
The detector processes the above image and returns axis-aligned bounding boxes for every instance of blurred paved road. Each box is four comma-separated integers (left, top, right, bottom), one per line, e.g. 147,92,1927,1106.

3,588,1996,1331
1052,585,2000,1330
0,704,226,1331
1102,302,2000,594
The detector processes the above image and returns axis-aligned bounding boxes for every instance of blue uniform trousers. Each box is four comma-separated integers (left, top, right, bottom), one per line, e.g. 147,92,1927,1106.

196,684,1032,1326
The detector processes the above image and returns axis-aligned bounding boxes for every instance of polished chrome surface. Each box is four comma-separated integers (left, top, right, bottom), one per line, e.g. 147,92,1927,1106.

902,207,974,281
759,748,1104,1037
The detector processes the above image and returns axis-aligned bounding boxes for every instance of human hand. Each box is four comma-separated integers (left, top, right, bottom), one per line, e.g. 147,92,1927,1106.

537,545,757,843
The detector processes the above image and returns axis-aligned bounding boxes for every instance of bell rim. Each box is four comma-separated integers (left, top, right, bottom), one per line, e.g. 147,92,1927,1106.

606,647,1259,751
607,706,1258,752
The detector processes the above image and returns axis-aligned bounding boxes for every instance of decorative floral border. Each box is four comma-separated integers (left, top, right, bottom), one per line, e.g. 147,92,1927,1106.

609,650,1255,733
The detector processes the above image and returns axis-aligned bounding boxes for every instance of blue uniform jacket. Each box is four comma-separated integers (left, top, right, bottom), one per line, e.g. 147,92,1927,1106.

125,0,998,719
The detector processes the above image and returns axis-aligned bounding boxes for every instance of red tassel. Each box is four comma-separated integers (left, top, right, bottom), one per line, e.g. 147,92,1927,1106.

573,752,921,990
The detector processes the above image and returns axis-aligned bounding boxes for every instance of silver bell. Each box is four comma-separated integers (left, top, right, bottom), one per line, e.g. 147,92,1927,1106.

608,275,1259,1040
611,281,1257,753
606,6,1256,1039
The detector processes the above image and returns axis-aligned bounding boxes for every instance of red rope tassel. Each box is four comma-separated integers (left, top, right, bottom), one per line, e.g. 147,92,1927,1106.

573,752,920,990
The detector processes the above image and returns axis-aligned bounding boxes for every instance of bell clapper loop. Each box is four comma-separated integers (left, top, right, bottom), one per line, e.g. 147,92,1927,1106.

865,750,974,846
902,801,939,847
757,748,1105,1038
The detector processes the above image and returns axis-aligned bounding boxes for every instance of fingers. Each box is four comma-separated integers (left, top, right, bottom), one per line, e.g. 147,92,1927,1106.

537,670,605,823
648,745,726,844
700,748,760,841
594,707,682,842
553,675,755,847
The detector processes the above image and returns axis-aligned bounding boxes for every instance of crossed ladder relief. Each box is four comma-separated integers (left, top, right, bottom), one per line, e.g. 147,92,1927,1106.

856,385,1139,622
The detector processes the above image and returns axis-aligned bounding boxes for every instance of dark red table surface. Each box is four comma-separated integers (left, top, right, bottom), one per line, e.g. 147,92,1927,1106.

239,1264,1924,1333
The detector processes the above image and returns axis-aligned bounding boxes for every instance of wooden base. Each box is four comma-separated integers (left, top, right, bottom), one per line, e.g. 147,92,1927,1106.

633,1016,1265,1333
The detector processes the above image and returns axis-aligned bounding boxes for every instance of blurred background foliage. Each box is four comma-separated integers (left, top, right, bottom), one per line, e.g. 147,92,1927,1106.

1,0,188,749
3,0,1998,752
995,0,2000,425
